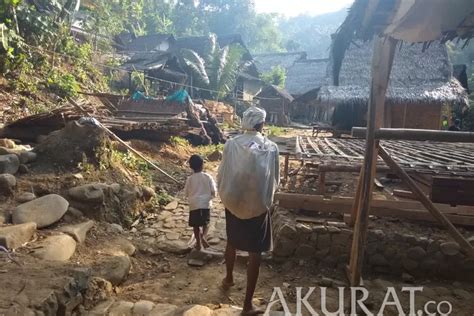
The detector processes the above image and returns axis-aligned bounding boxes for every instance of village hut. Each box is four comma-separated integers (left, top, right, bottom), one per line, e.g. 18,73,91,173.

256,85,294,126
316,41,469,131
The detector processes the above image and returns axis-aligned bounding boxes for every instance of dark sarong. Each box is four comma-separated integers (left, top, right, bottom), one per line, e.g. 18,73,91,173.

225,209,272,253
188,209,210,227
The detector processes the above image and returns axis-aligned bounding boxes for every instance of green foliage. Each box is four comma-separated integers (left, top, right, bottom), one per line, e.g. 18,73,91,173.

170,136,190,148
260,65,286,88
155,189,173,206
181,34,248,98
197,143,224,157
46,70,80,98
266,125,285,137
110,149,152,184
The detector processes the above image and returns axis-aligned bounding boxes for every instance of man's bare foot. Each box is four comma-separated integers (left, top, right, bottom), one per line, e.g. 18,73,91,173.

194,244,202,251
241,305,264,315
201,236,210,248
221,277,235,291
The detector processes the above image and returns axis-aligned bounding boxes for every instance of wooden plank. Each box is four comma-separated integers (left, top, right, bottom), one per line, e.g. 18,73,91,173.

352,128,474,143
283,154,289,183
431,177,474,206
318,172,326,195
393,189,417,200
378,146,474,258
275,193,474,226
319,164,390,173
350,36,398,286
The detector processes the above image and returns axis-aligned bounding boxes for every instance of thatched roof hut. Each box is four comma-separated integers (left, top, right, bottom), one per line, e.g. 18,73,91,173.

254,52,307,74
317,41,469,130
256,85,294,126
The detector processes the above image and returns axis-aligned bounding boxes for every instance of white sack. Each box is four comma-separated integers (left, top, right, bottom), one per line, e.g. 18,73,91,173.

217,136,278,219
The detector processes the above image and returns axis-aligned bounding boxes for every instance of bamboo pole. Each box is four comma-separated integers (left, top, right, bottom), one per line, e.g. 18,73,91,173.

349,36,398,286
379,146,474,258
352,127,474,143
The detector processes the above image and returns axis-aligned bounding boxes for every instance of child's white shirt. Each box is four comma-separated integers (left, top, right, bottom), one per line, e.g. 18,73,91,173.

184,172,217,211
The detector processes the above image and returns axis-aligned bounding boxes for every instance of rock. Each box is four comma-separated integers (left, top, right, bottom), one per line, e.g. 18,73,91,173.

0,222,37,249
403,258,419,271
88,298,116,315
0,174,16,195
158,240,191,254
372,278,394,289
15,192,36,203
17,164,29,174
158,211,173,221
317,234,331,249
58,220,95,243
142,228,156,237
104,237,136,256
0,154,19,174
18,151,37,164
108,301,134,316
32,234,77,261
273,238,295,257
132,300,155,315
0,139,15,149
181,305,213,316
93,256,132,285
149,304,177,316
295,244,314,257
166,232,180,240
370,254,388,266
119,186,141,202
110,183,121,194
453,289,472,300
108,223,124,234
66,206,84,218
83,277,114,309
68,184,107,203
0,209,10,224
207,150,223,162
295,223,312,234
407,246,426,260
164,200,178,210
278,224,297,240
141,186,155,201
440,242,460,256
402,272,415,283
13,194,69,228
208,237,220,245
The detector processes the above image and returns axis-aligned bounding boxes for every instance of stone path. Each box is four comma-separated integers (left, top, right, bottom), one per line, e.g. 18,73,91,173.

132,197,228,256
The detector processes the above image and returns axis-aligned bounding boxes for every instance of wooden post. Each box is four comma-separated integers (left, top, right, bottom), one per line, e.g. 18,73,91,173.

379,146,474,258
349,36,398,286
283,154,289,183
318,171,326,195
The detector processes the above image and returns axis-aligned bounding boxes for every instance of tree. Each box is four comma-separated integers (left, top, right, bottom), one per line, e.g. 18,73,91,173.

260,65,286,88
180,33,248,98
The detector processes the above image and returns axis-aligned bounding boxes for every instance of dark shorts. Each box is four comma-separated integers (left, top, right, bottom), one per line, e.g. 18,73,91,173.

225,209,272,253
188,209,210,227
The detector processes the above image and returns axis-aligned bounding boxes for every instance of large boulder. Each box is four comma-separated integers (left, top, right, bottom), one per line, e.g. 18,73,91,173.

0,222,37,249
150,304,177,316
12,194,69,228
93,255,132,286
31,234,77,261
0,154,19,174
18,151,37,164
0,174,16,196
0,139,16,149
58,220,95,243
68,183,109,204
104,237,136,256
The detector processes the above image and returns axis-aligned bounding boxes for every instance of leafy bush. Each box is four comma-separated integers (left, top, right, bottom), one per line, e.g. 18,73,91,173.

266,125,285,137
46,70,80,98
260,65,286,88
170,136,190,147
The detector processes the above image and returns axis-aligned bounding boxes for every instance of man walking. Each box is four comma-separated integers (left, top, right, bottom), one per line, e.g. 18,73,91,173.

217,107,280,315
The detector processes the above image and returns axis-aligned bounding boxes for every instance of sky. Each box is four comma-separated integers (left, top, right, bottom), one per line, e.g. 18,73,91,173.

255,0,354,17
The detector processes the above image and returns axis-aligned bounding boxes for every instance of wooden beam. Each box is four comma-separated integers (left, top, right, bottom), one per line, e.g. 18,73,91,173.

283,154,289,183
318,171,326,195
350,36,398,286
378,146,474,258
319,164,390,173
352,128,474,143
393,189,417,200
275,193,474,226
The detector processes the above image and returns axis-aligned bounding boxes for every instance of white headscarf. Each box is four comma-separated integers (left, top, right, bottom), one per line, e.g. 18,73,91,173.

241,107,266,131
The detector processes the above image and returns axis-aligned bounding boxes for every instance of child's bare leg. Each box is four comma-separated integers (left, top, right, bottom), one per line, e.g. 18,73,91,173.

193,227,201,250
201,225,210,248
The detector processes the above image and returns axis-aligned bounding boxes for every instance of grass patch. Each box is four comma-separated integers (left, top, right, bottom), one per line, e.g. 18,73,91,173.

266,125,285,137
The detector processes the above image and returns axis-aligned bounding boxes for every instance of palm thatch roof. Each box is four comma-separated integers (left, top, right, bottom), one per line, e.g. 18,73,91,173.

253,52,307,74
331,0,474,84
319,41,468,107
125,34,175,52
285,59,329,96
257,85,294,103
254,53,328,96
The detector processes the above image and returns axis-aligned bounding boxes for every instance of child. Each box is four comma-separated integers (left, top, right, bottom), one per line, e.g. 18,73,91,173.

184,154,217,250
